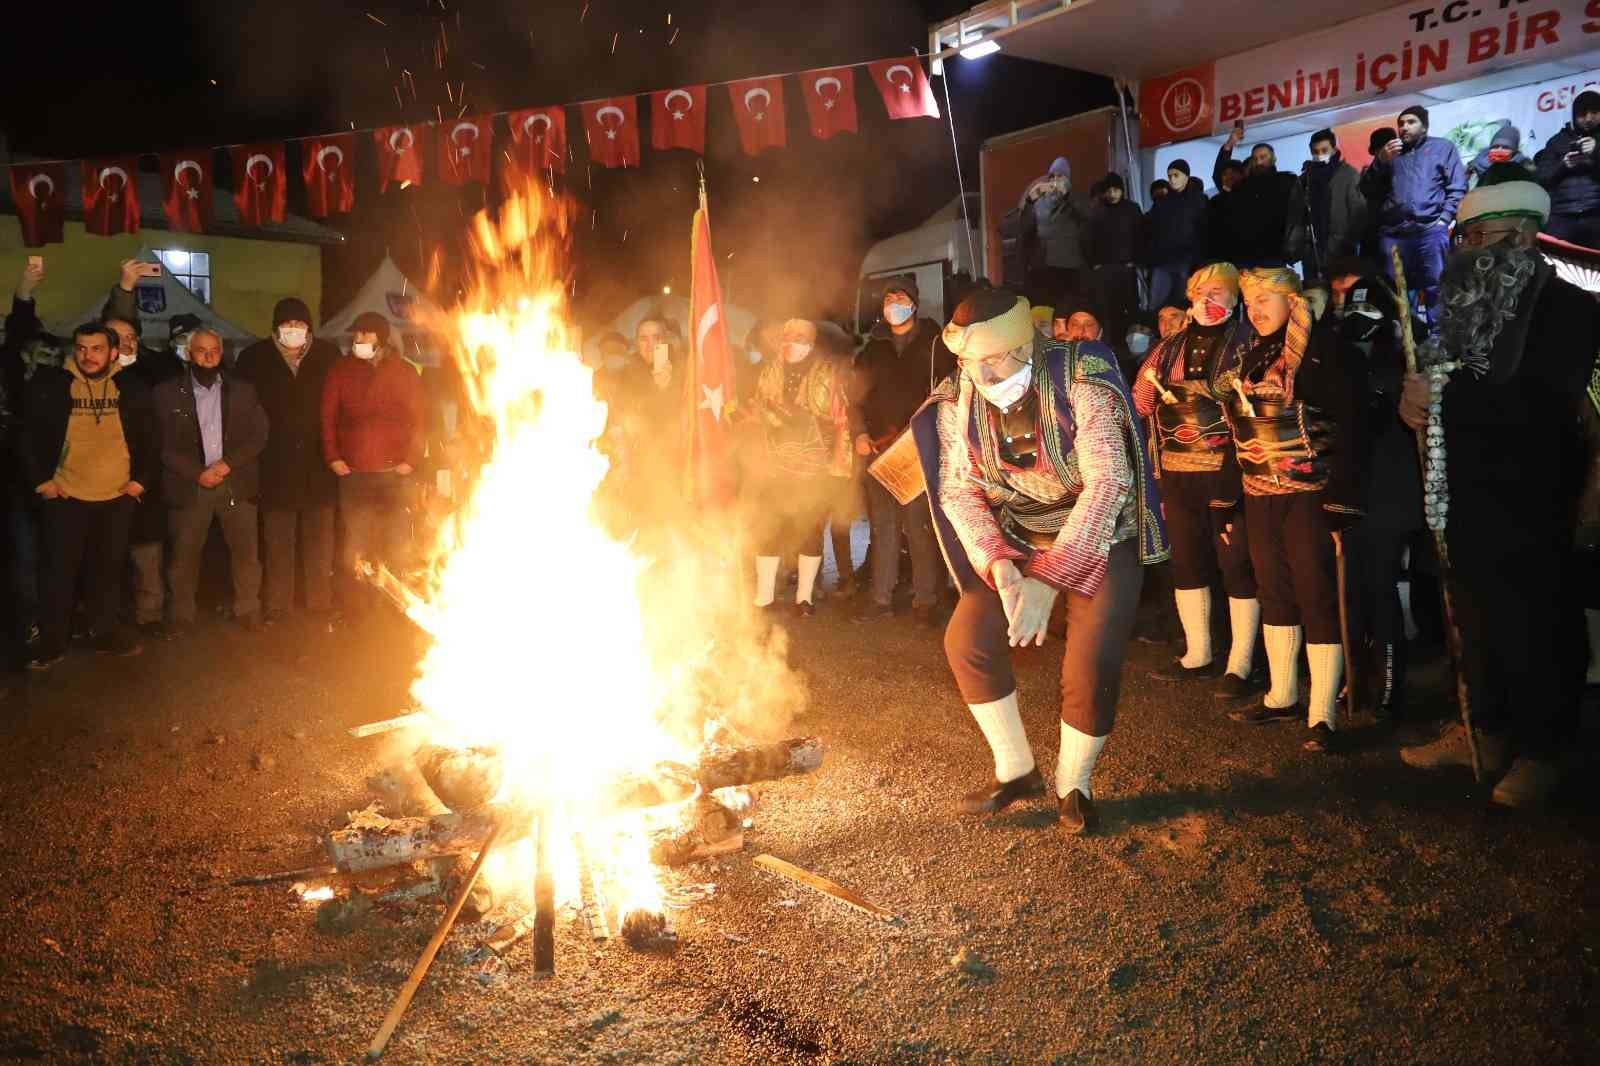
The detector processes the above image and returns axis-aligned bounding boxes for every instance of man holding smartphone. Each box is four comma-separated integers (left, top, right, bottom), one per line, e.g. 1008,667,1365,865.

1365,106,1467,330
1535,89,1600,248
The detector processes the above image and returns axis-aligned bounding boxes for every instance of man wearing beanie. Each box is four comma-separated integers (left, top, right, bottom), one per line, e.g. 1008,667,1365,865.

1213,267,1365,753
1146,158,1207,311
1131,263,1261,699
235,296,342,622
1086,172,1143,344
897,288,1168,834
321,311,425,619
1534,89,1600,247
1396,164,1600,808
1366,105,1467,329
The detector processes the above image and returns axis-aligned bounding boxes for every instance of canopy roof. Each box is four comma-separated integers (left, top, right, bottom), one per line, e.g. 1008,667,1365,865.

321,255,447,363
51,247,255,342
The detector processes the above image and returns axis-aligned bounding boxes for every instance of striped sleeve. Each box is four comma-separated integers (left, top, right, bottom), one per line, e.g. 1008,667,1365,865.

934,398,1023,587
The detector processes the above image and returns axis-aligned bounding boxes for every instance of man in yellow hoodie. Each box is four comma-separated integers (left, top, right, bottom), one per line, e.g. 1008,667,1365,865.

19,321,158,667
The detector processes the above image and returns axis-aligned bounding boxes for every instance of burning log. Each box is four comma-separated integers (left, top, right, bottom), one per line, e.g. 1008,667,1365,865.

415,743,502,811
650,797,745,867
326,807,514,873
694,737,824,792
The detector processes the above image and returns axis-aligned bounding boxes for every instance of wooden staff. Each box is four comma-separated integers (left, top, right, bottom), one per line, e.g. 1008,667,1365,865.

1390,248,1482,781
366,820,503,1061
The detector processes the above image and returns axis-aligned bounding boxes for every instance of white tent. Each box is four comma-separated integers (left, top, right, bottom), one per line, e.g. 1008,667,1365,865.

584,294,761,369
321,255,447,366
53,247,256,346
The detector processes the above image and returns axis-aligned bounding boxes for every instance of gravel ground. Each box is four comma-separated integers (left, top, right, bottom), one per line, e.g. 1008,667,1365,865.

1,590,1597,1065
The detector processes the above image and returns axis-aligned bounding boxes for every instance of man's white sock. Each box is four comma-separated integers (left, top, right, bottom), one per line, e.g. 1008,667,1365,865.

1055,722,1109,800
753,556,779,608
1225,597,1261,679
1175,586,1212,668
968,692,1035,783
796,554,823,606
1262,624,1303,709
1307,642,1343,729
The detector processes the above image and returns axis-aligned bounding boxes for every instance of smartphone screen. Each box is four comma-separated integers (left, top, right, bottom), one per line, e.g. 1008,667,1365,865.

27,255,42,270
653,342,669,373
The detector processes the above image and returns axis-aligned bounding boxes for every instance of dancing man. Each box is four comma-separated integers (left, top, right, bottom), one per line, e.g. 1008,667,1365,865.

1215,268,1364,753
1131,263,1261,698
909,289,1168,833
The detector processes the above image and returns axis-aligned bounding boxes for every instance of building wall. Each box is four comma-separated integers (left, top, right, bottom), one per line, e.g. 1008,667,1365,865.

0,219,322,337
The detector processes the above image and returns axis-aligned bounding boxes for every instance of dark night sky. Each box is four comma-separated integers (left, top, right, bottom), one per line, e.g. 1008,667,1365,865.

0,0,1109,326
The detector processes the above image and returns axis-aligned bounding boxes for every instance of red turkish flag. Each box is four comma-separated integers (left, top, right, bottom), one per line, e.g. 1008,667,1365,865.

231,142,286,226
507,107,567,175
727,77,786,156
375,124,429,191
686,189,737,506
650,86,706,154
81,158,141,237
439,115,493,186
580,97,640,169
867,57,940,120
159,150,214,233
10,164,66,247
799,67,858,140
302,134,355,217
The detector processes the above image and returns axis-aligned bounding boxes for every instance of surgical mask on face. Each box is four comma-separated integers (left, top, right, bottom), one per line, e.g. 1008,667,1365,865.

1192,297,1233,326
975,362,1033,409
1127,332,1152,355
783,343,812,363
1312,150,1332,164
884,303,915,326
352,342,377,360
174,342,189,362
277,326,308,349
1342,310,1385,343
1487,147,1512,163
117,353,136,368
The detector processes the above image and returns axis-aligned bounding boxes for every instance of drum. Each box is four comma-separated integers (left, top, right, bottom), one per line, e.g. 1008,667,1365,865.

867,428,927,505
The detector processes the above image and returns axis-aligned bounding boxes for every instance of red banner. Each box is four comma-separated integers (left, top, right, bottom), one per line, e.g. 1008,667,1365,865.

507,107,567,175
11,164,66,247
440,115,493,186
799,67,858,140
727,77,786,156
650,86,707,154
302,134,355,217
867,58,940,120
231,143,286,226
81,158,141,237
687,191,737,506
1139,65,1217,148
375,124,429,191
159,150,214,233
581,97,640,168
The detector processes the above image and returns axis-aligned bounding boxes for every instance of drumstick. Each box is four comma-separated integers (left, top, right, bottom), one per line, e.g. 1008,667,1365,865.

1142,367,1178,405
1232,378,1257,418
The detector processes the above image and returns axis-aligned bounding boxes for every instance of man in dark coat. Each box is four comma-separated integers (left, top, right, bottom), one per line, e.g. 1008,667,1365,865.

234,296,341,622
1213,128,1306,267
1145,159,1207,311
1085,173,1144,345
1300,129,1368,279
1534,89,1600,248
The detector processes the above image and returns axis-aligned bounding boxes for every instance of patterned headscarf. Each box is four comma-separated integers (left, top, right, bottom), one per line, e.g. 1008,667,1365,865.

1239,266,1312,378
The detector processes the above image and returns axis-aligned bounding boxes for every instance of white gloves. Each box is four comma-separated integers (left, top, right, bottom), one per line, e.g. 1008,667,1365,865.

992,560,1058,648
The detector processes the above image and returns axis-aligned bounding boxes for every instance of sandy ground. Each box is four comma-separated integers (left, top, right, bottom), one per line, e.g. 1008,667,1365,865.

1,580,1597,1065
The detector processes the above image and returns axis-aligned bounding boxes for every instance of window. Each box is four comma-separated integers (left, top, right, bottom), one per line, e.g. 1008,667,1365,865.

156,249,212,304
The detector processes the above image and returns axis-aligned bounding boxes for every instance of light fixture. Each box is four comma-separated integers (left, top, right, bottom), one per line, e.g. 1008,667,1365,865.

752,175,760,183
662,285,672,295
960,38,1001,60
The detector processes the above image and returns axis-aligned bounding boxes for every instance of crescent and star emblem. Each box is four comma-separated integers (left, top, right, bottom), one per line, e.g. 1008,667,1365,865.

814,76,842,111
27,173,55,202
245,153,274,192
98,166,129,203
450,121,480,159
174,160,205,201
388,128,415,154
596,105,626,140
664,89,694,121
744,87,771,121
523,113,552,143
316,145,345,175
886,64,915,93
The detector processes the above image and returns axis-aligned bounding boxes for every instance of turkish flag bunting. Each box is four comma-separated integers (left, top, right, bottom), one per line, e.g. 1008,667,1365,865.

727,77,787,156
650,86,706,154
507,107,567,175
231,142,286,226
867,57,941,120
10,164,66,247
81,158,141,237
375,124,429,191
439,114,493,186
581,97,640,169
799,67,858,140
302,134,355,217
159,150,214,233
686,189,737,506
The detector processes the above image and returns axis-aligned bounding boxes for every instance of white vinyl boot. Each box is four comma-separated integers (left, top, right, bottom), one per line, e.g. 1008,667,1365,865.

796,554,823,606
753,556,779,608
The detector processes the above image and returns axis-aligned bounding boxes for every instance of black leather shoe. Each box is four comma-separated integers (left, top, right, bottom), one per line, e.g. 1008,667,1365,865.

794,601,816,618
1229,701,1301,725
1302,722,1337,753
1058,789,1096,835
1149,658,1220,683
1213,671,1263,701
958,768,1046,815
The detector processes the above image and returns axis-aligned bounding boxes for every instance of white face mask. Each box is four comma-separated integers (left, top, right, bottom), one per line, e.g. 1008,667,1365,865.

783,343,812,364
1127,333,1152,355
277,326,308,349
174,341,189,362
975,362,1033,410
116,353,136,368
352,342,377,360
1312,150,1333,164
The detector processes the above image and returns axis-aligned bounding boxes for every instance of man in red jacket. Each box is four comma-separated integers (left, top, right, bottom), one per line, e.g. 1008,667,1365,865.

320,312,424,616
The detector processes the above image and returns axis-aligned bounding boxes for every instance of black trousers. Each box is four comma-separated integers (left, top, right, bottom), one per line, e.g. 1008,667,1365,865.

1344,523,1408,649
1244,491,1340,645
1160,468,1256,597
943,540,1142,735
38,496,136,658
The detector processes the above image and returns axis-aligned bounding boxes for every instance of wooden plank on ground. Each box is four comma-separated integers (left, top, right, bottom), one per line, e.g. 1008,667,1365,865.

752,855,897,922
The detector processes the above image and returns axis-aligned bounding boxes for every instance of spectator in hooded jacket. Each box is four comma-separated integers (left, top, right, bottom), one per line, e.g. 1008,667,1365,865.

1535,90,1600,248
1086,173,1143,344
1363,105,1468,328
1300,129,1368,280
1470,120,1533,183
1145,159,1207,310
1019,157,1087,312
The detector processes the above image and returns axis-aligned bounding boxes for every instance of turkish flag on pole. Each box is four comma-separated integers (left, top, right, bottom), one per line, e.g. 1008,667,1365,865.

507,107,567,175
650,86,706,154
232,142,287,226
581,97,640,168
686,187,737,506
159,150,214,233
727,77,787,156
867,57,941,120
439,114,493,186
81,158,141,237
798,67,858,140
302,134,355,217
10,164,66,247
375,124,428,191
